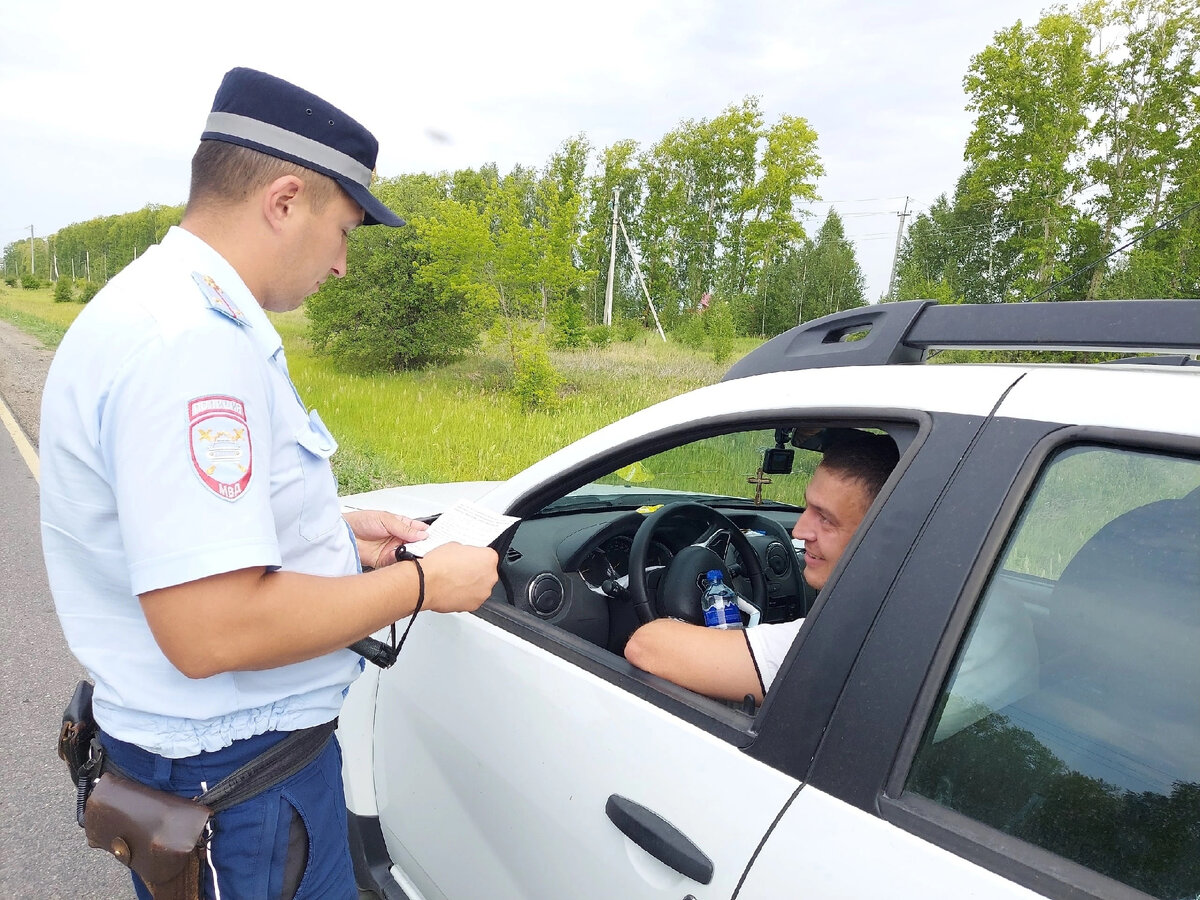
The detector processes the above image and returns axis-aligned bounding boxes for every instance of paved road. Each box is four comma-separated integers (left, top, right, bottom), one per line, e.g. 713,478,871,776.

0,402,130,897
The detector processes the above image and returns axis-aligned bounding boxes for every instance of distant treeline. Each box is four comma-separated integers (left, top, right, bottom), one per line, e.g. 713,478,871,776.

6,0,1197,376
7,96,866,373
307,100,869,374
3,204,184,286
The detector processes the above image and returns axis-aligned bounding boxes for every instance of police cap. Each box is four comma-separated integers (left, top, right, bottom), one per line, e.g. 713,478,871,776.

201,67,403,227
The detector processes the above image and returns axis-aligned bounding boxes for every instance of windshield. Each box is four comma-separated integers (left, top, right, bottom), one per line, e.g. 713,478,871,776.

540,428,814,514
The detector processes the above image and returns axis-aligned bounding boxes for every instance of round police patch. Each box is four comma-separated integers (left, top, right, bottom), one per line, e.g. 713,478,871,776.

188,395,253,501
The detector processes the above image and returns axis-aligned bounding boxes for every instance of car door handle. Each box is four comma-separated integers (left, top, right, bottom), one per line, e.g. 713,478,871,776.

605,794,714,885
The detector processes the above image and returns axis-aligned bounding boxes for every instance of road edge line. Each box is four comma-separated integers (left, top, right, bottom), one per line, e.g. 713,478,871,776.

0,394,39,483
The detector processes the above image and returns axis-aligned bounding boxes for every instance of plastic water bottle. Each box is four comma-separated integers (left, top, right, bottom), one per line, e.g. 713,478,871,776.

701,570,743,629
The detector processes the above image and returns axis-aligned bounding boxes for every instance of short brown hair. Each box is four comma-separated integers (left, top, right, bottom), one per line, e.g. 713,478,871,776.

186,141,342,213
818,430,899,501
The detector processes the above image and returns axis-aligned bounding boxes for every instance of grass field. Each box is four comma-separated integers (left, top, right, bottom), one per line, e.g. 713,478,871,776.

0,283,753,491
0,284,74,347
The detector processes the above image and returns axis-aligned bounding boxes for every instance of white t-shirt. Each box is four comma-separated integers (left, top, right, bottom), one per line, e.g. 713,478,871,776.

745,617,804,694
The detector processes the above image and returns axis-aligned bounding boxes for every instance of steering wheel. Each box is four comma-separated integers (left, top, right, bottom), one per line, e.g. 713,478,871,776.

627,501,768,625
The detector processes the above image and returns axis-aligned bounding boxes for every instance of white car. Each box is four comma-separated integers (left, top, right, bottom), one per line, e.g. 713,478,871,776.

339,299,1200,900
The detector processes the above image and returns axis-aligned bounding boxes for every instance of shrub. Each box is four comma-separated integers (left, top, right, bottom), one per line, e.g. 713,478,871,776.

79,281,100,303
617,319,640,342
53,277,74,303
21,273,40,290
4,275,16,288
587,324,613,348
707,300,735,364
511,332,560,412
551,299,588,349
672,312,705,350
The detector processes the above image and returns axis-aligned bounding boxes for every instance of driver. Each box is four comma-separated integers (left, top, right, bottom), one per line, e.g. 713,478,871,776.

624,430,897,704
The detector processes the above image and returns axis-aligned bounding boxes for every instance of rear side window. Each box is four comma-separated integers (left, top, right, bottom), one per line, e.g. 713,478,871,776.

906,445,1200,899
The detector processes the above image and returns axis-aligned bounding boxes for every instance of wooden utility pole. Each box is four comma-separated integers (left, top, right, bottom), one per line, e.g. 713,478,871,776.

29,225,35,276
603,188,620,326
886,197,911,300
797,258,808,326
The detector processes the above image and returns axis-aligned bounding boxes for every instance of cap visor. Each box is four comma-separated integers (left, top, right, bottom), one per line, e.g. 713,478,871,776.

342,179,405,227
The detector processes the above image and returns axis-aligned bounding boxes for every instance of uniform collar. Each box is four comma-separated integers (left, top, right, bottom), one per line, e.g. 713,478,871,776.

160,226,284,359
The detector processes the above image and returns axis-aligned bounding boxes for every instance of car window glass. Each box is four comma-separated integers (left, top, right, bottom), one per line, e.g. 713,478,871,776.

905,445,1200,899
543,429,817,512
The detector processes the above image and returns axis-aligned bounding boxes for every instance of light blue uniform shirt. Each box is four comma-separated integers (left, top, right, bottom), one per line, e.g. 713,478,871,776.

40,227,363,758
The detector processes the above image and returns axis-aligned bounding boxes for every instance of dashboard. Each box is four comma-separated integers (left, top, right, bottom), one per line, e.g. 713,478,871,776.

497,504,813,653
578,533,673,590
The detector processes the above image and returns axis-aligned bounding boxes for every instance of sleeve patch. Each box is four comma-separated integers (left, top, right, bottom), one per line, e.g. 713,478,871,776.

189,395,253,501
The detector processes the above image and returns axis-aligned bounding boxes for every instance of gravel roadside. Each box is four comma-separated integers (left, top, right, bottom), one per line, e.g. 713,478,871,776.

0,318,54,446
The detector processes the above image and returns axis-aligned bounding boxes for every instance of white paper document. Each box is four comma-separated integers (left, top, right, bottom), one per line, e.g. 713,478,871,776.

401,499,519,557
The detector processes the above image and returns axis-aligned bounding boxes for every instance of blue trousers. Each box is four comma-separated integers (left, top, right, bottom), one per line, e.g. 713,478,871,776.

100,728,356,900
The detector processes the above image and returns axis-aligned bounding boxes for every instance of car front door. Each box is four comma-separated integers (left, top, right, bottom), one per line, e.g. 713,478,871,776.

370,608,798,900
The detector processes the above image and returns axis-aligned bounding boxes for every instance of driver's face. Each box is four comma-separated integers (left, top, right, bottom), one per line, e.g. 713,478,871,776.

791,466,872,592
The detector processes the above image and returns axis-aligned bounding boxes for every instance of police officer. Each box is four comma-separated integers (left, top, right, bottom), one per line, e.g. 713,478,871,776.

39,67,498,898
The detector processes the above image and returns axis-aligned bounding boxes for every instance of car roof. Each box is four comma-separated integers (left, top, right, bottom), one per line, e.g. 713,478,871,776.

722,299,1200,381
998,364,1200,436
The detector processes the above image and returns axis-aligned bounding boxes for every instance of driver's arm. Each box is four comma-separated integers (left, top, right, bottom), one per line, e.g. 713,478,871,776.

624,619,764,704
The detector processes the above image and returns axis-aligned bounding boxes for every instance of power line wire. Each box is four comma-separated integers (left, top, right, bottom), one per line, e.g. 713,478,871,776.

1025,199,1200,301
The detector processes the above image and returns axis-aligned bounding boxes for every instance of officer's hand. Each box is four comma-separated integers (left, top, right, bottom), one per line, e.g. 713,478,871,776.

420,542,500,614
344,509,429,570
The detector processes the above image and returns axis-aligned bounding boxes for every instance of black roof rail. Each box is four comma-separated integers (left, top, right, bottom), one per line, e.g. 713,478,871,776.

1103,354,1200,367
721,299,1200,382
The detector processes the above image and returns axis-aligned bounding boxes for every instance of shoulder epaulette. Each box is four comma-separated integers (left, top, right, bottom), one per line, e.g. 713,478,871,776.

191,272,250,326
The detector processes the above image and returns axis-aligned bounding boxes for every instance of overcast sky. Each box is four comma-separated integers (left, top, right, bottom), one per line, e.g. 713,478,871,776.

1,0,1050,299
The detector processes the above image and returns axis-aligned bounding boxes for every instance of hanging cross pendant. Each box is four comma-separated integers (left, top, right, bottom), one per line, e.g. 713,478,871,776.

747,467,772,506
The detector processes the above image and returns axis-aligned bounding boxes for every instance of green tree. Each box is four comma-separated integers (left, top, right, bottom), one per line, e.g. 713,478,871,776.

637,97,823,334
797,209,866,321
755,247,809,334
535,138,595,335
963,8,1101,298
741,114,823,333
552,295,588,348
641,98,764,322
1086,0,1200,298
894,179,1005,304
307,174,487,370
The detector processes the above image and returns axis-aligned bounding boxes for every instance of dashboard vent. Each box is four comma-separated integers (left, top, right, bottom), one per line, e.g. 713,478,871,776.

506,547,523,563
528,573,564,618
766,541,791,576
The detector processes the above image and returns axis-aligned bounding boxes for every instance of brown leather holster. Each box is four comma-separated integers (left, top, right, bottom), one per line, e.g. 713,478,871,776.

84,771,212,900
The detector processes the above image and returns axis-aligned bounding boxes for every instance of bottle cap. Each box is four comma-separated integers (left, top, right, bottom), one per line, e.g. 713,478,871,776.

706,569,722,580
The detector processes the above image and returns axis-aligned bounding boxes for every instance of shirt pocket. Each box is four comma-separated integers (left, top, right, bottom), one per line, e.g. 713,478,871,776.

294,411,341,541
